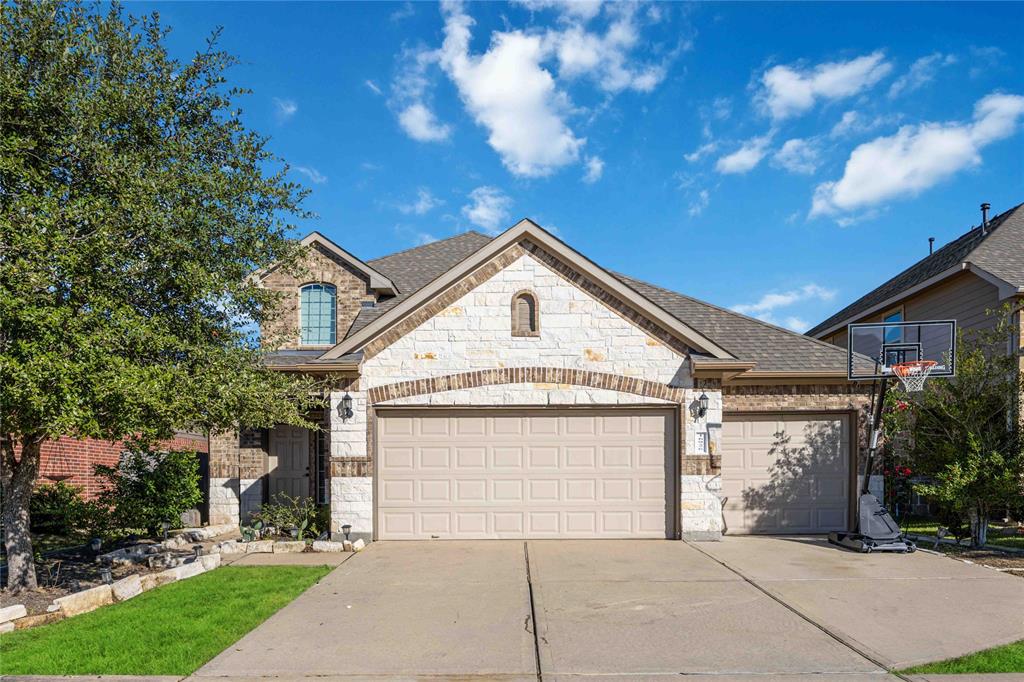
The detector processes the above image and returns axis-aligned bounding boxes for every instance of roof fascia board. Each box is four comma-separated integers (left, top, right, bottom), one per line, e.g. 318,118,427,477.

810,264,964,339
321,219,734,360
965,263,1021,298
253,232,398,295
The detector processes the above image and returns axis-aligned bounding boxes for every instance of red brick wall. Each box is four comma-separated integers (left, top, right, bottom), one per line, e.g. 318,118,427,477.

32,434,209,499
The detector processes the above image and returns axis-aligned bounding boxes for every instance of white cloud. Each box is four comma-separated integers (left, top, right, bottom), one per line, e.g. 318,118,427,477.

969,46,1005,79
829,109,901,138
293,166,327,184
582,155,604,183
514,0,603,22
391,1,415,21
758,51,892,120
812,92,1024,217
398,103,452,142
732,284,835,330
888,53,956,99
273,97,298,122
546,4,668,94
364,80,383,96
783,316,810,332
688,189,709,217
399,188,445,215
438,3,584,177
772,138,820,174
462,186,513,233
390,3,670,177
684,141,717,163
715,133,773,174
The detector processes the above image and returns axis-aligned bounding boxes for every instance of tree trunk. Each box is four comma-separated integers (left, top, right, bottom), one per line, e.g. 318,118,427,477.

1,436,42,591
969,507,989,548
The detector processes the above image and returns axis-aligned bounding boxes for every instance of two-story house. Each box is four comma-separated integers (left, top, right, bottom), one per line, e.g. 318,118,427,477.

807,202,1023,387
211,221,895,543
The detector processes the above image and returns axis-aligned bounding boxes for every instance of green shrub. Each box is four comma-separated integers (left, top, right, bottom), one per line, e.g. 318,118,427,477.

250,492,319,539
30,482,111,538
95,446,202,537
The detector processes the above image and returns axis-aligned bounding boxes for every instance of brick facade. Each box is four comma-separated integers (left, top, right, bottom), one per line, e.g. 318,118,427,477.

34,433,208,499
260,242,376,350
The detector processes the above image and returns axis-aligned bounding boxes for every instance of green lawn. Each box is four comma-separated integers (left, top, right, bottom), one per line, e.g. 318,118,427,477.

902,519,1024,551
901,639,1024,674
0,565,331,676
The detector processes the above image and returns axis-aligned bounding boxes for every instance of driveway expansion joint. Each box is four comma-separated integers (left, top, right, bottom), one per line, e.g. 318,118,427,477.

683,540,905,681
524,541,544,682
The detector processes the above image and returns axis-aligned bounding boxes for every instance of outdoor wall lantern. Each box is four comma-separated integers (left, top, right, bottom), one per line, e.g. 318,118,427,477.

697,392,710,418
339,393,354,420
342,524,352,541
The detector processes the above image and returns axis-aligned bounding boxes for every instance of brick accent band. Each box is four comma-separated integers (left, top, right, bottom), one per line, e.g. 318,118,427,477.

367,366,685,404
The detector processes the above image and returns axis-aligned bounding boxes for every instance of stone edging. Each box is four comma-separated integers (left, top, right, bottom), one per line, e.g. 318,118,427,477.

0,527,360,635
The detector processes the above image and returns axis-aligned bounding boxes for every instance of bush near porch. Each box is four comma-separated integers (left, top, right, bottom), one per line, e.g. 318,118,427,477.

0,566,331,676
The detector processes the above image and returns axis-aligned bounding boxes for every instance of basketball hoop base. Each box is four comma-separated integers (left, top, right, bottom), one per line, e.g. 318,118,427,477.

829,531,917,553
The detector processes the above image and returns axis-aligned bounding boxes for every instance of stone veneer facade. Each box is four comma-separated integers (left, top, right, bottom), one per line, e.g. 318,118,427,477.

328,242,728,541
260,242,377,350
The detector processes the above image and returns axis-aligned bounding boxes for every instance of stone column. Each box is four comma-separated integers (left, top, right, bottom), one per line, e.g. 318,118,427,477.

329,389,373,542
680,386,725,541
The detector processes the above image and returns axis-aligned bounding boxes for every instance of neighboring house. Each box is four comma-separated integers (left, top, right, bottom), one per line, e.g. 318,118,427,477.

31,433,209,499
807,203,1024,385
211,221,880,542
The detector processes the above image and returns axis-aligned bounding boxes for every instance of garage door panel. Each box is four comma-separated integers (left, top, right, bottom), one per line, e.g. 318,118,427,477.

722,413,850,535
377,409,673,539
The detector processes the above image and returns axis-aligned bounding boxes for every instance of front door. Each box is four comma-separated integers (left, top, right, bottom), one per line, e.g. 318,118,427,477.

269,425,311,500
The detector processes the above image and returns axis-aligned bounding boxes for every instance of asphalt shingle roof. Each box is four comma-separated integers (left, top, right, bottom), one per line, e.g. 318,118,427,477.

807,203,1024,338
334,229,850,374
343,231,494,338
613,274,849,373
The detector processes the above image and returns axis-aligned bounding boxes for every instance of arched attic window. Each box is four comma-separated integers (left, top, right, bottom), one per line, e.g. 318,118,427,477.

300,283,337,346
511,290,540,337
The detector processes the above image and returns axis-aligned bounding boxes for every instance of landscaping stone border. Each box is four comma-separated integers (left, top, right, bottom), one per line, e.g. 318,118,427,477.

1,526,362,635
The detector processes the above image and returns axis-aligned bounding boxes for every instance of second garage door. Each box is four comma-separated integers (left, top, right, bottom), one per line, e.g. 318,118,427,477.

376,408,675,540
720,413,851,534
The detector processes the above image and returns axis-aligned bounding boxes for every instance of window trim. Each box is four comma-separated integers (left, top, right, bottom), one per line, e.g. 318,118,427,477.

510,289,540,338
883,305,904,344
298,282,338,348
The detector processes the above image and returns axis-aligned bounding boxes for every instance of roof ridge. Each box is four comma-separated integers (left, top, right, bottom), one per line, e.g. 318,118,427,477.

807,201,1024,336
612,271,848,358
368,230,492,264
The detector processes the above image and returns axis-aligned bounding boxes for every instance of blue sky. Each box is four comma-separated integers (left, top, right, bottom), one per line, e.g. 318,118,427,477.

140,1,1022,332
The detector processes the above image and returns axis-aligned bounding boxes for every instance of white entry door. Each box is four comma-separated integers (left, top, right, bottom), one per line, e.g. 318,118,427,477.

376,408,675,540
269,425,310,500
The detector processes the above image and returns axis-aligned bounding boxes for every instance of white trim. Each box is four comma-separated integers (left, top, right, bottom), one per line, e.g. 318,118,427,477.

319,219,735,360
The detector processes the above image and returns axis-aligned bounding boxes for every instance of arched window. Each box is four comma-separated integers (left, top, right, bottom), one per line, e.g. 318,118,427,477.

300,283,337,345
511,290,539,337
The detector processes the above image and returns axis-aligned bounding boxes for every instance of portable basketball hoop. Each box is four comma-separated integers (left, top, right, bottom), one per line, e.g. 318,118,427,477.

890,360,938,393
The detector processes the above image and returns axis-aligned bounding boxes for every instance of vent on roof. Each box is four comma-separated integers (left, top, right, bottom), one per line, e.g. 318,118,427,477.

981,202,991,235
928,237,935,255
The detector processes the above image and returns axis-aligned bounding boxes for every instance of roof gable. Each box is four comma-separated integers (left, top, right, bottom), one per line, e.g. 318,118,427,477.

320,219,735,361
254,231,398,295
807,203,1024,338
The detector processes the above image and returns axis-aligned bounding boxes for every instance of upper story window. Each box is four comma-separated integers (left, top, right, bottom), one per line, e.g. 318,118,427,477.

511,290,539,337
883,308,903,344
300,283,337,346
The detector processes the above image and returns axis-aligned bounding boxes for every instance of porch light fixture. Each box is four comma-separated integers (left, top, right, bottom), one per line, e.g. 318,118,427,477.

697,392,710,418
339,393,354,420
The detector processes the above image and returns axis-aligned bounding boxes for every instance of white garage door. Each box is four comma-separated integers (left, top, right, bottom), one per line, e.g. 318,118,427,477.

720,413,850,534
376,408,675,539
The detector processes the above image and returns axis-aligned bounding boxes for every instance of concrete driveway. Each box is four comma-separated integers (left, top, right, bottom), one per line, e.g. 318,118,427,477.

193,537,1024,680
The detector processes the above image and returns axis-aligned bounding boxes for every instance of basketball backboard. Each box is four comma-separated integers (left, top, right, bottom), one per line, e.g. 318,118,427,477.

847,320,957,381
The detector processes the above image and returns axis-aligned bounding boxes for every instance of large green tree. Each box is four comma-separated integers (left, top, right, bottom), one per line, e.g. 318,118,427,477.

1,2,321,590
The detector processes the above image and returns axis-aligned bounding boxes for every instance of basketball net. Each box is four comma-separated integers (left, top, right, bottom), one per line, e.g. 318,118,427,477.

890,360,937,393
